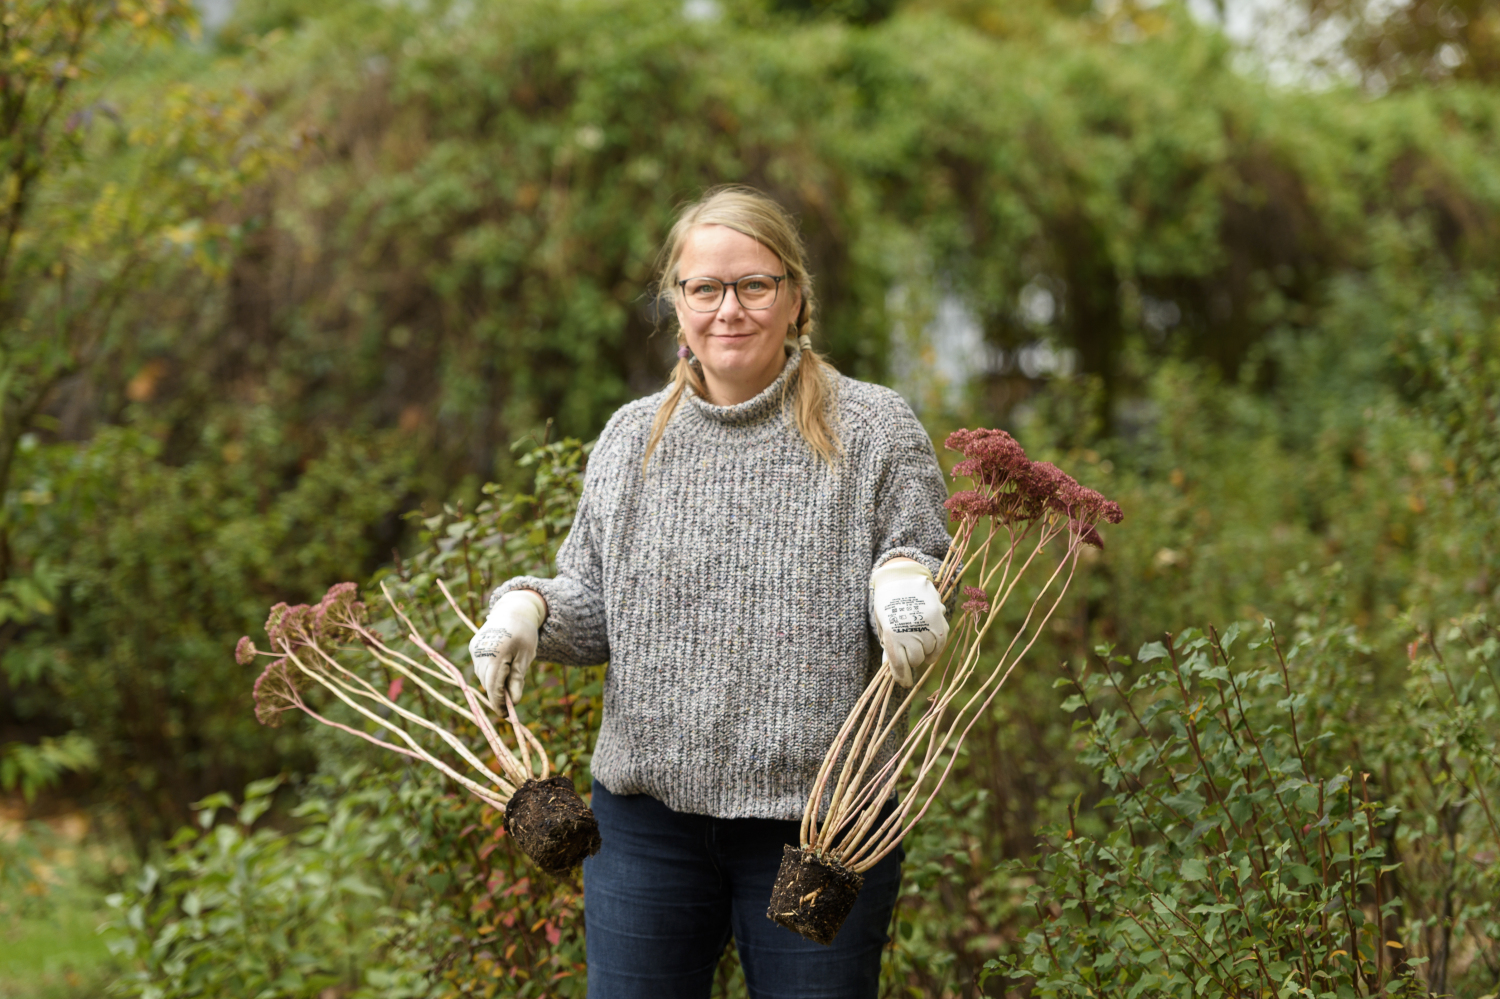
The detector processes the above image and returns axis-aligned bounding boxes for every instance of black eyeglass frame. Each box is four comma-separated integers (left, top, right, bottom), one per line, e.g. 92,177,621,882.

676,274,787,312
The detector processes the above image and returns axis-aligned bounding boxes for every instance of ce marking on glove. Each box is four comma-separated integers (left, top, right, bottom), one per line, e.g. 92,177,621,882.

882,595,931,633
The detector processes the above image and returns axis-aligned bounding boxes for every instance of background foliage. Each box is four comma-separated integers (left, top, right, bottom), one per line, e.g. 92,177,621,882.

1,0,1497,995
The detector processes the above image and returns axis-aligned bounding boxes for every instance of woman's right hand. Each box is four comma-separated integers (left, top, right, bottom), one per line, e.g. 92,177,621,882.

469,590,546,709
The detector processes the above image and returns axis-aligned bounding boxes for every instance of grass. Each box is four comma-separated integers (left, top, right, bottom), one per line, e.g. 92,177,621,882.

0,801,124,999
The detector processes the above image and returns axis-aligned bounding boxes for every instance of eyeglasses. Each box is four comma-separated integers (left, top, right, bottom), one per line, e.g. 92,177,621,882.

677,274,786,312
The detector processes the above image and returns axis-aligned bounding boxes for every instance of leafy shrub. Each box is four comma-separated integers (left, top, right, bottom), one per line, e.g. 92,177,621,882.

0,732,98,804
1365,608,1500,995
105,773,405,998
188,0,1500,485
3,423,417,848
986,611,1500,997
106,439,600,998
0,0,280,734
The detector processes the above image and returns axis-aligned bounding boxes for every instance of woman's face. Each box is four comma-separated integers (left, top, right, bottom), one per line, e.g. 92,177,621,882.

674,224,803,406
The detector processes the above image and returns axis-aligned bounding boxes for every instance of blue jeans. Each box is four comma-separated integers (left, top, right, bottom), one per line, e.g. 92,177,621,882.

583,780,904,999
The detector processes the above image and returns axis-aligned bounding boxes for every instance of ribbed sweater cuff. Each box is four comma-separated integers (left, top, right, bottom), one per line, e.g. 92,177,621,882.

493,576,609,667
874,545,943,579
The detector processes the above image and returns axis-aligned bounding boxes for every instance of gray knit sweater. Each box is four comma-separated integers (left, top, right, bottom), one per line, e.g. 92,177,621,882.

494,350,952,820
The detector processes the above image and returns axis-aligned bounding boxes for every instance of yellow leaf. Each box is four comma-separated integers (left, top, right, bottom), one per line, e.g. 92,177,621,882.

164,222,199,246
1385,940,1404,949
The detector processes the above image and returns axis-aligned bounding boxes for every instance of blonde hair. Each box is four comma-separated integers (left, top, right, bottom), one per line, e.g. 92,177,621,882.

643,185,840,468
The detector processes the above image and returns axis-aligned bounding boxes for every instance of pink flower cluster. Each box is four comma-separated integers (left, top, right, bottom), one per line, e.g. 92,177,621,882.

942,428,1122,547
961,586,991,615
245,582,367,727
252,657,301,727
261,581,367,650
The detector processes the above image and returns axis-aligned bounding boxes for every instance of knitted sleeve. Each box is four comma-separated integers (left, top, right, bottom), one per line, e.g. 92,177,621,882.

492,488,611,667
869,394,953,578
489,425,622,668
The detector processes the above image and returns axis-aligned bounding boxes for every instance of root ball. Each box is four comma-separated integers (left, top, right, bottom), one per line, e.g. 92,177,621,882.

503,775,602,877
766,844,864,946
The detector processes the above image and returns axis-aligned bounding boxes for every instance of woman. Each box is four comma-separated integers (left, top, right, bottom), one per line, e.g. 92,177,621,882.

470,186,952,999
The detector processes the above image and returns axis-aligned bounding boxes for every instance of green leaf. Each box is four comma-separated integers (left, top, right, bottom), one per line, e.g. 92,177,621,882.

1138,641,1169,663
1288,864,1320,886
238,796,273,827
194,792,234,828
1179,858,1209,881
244,775,284,800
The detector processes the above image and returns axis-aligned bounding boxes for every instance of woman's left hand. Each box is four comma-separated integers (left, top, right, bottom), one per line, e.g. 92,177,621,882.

869,559,949,687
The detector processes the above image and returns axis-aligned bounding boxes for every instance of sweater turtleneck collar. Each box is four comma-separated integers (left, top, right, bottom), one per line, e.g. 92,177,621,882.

685,348,803,428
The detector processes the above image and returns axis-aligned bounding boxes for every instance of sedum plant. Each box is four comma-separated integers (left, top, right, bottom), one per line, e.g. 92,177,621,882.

772,428,1122,944
239,578,600,877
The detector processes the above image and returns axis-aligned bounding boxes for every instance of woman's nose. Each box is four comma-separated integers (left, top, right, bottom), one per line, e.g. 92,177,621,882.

716,290,747,319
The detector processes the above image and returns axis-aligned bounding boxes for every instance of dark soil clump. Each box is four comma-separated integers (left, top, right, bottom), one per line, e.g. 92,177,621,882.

503,775,602,876
766,844,864,945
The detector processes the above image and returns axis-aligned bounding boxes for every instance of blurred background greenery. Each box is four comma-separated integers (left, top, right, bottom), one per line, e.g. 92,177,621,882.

1,0,1497,995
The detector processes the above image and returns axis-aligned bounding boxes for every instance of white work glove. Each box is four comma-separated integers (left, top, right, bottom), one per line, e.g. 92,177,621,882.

469,590,546,710
870,559,949,688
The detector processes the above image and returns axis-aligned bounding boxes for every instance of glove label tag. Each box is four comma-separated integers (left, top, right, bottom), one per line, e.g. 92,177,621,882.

882,595,931,633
